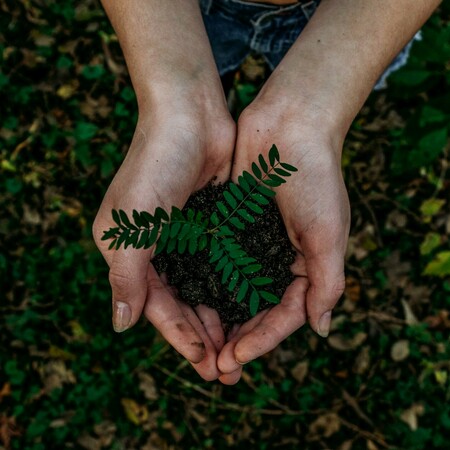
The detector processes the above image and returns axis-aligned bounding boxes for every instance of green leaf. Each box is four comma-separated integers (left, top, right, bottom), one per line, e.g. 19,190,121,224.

146,222,160,248
209,248,224,264
251,277,273,286
178,237,188,254
132,210,144,228
256,184,276,198
108,239,117,250
280,162,298,172
222,262,234,284
269,174,286,184
217,226,235,237
420,232,441,256
263,178,281,188
260,291,280,304
252,162,262,179
188,235,198,255
423,251,450,277
154,207,169,222
274,167,291,177
74,122,98,141
198,234,208,252
258,154,268,173
238,175,250,193
217,201,230,218
235,257,257,266
116,229,130,249
187,208,195,221
242,264,262,274
102,227,119,240
243,170,257,187
136,229,149,249
229,248,246,259
245,200,264,214
249,290,260,316
119,209,137,230
228,271,240,291
112,209,121,227
229,183,244,201
269,144,280,165
141,211,155,225
229,217,245,230
179,223,192,241
420,198,446,217
170,206,184,221
223,191,238,209
166,237,177,254
236,280,249,303
159,223,170,245
251,192,270,205
215,255,228,272
154,238,166,255
237,209,255,223
169,222,182,238
210,212,220,226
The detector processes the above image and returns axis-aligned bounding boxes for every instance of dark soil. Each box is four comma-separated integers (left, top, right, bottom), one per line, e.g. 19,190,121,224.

153,183,296,325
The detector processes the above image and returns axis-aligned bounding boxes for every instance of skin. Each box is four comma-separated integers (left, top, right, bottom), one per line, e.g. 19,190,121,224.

94,0,441,384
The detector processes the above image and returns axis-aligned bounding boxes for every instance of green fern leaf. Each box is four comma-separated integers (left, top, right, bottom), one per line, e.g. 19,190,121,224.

280,162,298,172
268,144,280,165
256,184,276,198
242,170,257,187
269,174,286,184
169,222,182,238
108,239,117,250
159,223,170,245
187,208,195,221
229,248,246,259
250,192,270,205
102,227,119,241
132,210,144,228
166,237,177,254
112,209,121,227
217,201,229,218
136,229,149,249
251,277,273,286
274,167,291,177
210,212,220,226
141,211,155,225
146,222,160,248
238,175,250,193
229,183,244,201
249,290,260,316
236,280,249,303
209,248,224,264
188,235,198,255
215,255,228,272
228,271,240,291
116,228,129,249
263,178,281,188
235,256,257,266
237,209,255,223
119,209,137,230
258,154,268,173
217,226,234,237
221,262,234,284
198,234,208,252
154,207,169,222
223,191,237,209
260,291,280,303
178,223,191,241
195,211,204,224
251,162,262,180
242,263,262,274
154,237,166,256
245,200,264,214
229,217,245,230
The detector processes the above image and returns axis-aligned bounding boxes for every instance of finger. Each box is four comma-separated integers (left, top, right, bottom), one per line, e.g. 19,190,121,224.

143,265,206,364
218,367,243,385
233,277,308,364
305,250,346,338
175,302,222,381
218,309,270,374
108,247,151,332
195,304,225,352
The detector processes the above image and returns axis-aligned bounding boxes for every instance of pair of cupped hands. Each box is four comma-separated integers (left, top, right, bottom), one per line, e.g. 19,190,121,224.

93,82,350,385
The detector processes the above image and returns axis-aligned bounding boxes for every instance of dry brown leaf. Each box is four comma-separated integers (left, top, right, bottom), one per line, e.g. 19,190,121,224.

400,404,425,431
38,360,76,393
138,372,158,402
307,412,341,440
391,340,410,362
121,398,149,426
401,299,419,326
77,433,101,450
366,439,379,450
328,332,367,351
290,361,309,384
353,346,371,375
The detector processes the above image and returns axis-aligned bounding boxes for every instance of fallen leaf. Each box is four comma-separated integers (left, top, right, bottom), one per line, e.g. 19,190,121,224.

353,346,371,375
401,299,419,326
307,413,341,440
420,198,446,217
391,340,410,362
400,404,424,431
328,332,367,351
138,372,158,402
423,251,450,277
121,398,149,426
291,361,309,384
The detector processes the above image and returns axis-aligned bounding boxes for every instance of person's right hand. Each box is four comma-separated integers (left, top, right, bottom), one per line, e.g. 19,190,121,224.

92,100,236,381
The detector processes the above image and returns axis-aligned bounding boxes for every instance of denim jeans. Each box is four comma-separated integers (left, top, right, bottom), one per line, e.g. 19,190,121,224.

199,0,419,90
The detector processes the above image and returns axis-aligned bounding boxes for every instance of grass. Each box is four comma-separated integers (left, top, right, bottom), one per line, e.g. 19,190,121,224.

1,1,449,449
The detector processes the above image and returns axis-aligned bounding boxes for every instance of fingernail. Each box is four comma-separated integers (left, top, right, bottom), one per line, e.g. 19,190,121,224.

113,301,131,333
317,310,332,338
236,359,248,366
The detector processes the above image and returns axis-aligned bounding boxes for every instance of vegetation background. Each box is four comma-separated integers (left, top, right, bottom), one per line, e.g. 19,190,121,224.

1,1,449,449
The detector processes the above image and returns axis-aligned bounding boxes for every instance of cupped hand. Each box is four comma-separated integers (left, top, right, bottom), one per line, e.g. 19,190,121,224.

93,105,236,381
217,101,350,383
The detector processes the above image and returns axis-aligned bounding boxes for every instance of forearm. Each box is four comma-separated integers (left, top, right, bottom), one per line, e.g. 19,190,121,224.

100,0,225,113
257,0,441,141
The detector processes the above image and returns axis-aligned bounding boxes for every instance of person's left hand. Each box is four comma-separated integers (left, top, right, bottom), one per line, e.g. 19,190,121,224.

216,92,351,385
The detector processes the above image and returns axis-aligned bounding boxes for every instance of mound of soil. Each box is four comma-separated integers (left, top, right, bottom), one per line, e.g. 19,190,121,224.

153,183,296,325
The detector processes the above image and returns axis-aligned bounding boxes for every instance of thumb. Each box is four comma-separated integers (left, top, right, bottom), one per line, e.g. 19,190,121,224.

305,250,346,338
108,248,150,332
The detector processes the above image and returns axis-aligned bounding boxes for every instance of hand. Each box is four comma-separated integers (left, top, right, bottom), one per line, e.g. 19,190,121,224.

217,97,350,384
93,103,236,381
